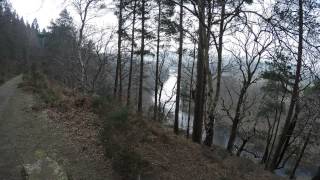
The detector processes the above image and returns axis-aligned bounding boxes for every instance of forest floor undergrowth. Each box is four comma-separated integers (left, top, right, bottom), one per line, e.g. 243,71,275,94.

11,73,286,180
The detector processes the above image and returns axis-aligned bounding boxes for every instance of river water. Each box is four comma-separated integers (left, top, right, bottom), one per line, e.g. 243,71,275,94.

158,69,316,180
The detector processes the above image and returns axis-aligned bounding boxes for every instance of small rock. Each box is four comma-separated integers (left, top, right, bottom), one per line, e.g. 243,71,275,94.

24,157,68,180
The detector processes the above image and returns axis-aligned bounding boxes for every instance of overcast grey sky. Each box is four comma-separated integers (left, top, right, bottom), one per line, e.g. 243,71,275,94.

10,0,116,29
9,0,273,30
10,0,66,28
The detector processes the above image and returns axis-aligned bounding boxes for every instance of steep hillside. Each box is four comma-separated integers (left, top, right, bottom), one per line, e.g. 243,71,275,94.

20,73,285,180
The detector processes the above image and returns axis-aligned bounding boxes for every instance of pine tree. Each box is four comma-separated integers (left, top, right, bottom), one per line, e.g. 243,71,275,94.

174,0,183,134
114,0,125,100
192,0,207,143
153,0,175,120
267,0,320,171
137,0,146,113
127,0,137,106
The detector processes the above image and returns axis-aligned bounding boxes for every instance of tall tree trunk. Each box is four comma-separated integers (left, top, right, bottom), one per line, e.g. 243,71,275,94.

127,0,137,106
158,82,163,113
154,1,161,121
192,0,207,143
78,50,85,91
276,104,299,167
227,85,248,152
138,0,145,113
268,0,304,171
204,0,225,146
114,0,123,99
76,0,95,92
174,0,184,134
78,13,86,92
261,110,278,164
119,52,123,100
289,129,311,179
236,139,248,157
187,44,196,139
91,61,104,92
266,93,286,165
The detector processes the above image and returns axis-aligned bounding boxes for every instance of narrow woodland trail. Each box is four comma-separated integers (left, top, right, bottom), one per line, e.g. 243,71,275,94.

0,76,113,180
0,76,24,179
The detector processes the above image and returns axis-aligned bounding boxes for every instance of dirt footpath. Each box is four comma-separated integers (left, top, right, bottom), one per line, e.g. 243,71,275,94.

0,76,112,180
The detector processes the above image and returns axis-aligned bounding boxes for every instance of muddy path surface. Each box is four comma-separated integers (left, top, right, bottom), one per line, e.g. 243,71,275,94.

0,76,113,180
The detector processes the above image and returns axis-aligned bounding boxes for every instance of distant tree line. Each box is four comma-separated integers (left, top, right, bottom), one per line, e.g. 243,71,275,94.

0,0,40,82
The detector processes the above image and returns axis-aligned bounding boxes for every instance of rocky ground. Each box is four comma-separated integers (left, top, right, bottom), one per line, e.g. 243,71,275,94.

0,76,113,180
